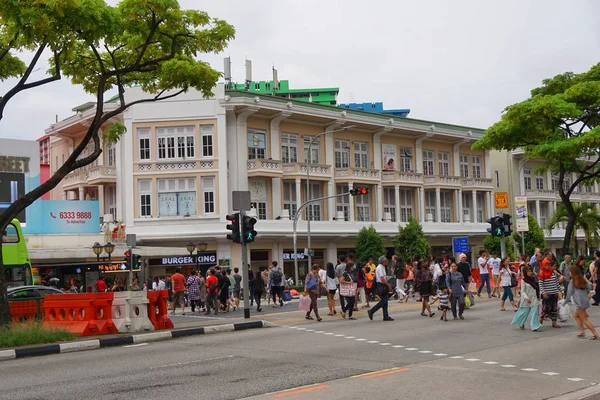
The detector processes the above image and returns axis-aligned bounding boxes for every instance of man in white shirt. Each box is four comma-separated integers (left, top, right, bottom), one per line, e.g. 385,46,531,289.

477,250,491,298
367,256,394,321
318,264,327,298
487,252,501,298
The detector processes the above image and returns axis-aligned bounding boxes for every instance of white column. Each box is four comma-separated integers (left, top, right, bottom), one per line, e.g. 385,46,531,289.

269,112,290,161
519,167,525,195
271,241,282,270
485,191,492,219
376,184,383,222
295,178,302,220
394,185,401,223
78,186,84,201
418,187,425,222
233,108,258,192
484,150,492,179
327,241,337,266
535,200,541,222
327,181,335,220
62,191,67,201
98,185,105,215
121,115,133,225
435,188,441,223
272,178,282,218
455,190,461,223
458,189,463,223
472,190,477,222
348,182,355,222
216,105,229,219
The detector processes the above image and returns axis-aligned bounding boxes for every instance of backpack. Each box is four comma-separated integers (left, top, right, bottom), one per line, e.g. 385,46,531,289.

272,269,283,286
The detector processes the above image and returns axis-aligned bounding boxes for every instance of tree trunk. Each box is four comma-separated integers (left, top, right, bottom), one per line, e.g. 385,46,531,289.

0,240,11,328
562,215,576,256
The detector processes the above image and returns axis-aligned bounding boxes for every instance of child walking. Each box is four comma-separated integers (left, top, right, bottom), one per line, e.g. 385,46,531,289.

438,288,449,322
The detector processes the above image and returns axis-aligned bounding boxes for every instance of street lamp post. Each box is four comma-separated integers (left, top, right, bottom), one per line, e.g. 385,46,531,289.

305,125,355,271
103,242,115,261
92,242,103,262
187,242,208,271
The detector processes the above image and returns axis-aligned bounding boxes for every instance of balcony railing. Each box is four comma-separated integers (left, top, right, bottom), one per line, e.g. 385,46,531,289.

525,189,558,199
283,163,331,178
247,159,283,176
86,166,116,183
423,175,462,186
461,177,493,189
137,160,215,172
381,170,424,185
334,167,380,181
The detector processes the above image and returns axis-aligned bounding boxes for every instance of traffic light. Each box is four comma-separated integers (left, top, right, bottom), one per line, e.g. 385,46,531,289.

242,215,258,244
503,213,513,236
350,187,370,196
486,216,505,237
132,253,142,270
124,249,132,270
226,213,241,243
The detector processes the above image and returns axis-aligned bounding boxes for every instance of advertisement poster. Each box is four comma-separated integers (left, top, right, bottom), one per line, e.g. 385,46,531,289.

25,200,100,234
0,172,26,222
514,195,529,232
382,144,397,171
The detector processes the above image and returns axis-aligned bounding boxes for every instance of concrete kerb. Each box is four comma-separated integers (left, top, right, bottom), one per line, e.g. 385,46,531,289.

0,320,273,362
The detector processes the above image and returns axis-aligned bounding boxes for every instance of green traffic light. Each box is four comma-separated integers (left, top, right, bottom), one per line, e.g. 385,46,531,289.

496,228,502,235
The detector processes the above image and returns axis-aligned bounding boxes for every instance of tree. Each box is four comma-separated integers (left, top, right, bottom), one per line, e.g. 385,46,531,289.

547,202,600,254
483,235,515,259
512,214,546,257
0,0,234,327
473,62,600,255
355,225,386,264
392,217,431,262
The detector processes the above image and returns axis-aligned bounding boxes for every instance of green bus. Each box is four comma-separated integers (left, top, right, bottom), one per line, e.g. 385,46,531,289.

1,219,38,288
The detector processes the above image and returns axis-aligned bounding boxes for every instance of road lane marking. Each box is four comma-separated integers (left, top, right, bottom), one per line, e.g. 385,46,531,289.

483,361,498,365
151,355,234,369
355,338,367,341
345,336,355,339
380,343,391,346
567,378,585,382
270,384,330,398
521,368,538,372
335,334,345,337
324,333,334,335
405,348,418,351
465,358,480,362
296,328,306,330
501,365,517,368
305,329,315,332
123,343,149,348
393,345,404,348
450,356,464,359
433,353,447,356
542,372,560,376
419,350,432,354
352,367,409,379
314,331,324,333
367,340,379,344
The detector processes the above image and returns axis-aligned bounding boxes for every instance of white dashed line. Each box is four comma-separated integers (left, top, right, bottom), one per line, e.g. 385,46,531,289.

465,358,480,362
433,353,447,357
405,348,418,351
123,343,148,348
367,341,379,344
567,378,585,382
521,368,538,372
335,334,345,337
314,331,324,333
380,343,391,346
419,351,432,354
345,336,355,339
324,333,334,335
296,328,306,331
305,329,315,332
393,345,405,348
542,372,560,376
501,365,517,368
483,361,498,365
355,338,367,341
450,356,464,359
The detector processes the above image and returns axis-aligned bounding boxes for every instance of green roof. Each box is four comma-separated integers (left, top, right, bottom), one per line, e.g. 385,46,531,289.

225,90,485,134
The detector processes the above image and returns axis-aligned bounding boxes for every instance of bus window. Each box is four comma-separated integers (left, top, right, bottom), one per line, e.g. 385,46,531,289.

2,224,19,243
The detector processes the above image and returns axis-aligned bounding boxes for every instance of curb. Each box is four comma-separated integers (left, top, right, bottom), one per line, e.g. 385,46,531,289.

0,320,274,362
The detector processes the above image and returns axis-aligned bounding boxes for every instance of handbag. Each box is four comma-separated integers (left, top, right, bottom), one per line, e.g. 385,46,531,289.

298,294,311,311
468,282,477,294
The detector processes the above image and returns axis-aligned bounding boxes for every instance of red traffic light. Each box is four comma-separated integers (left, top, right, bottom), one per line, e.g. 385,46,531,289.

351,187,370,196
358,188,368,195
226,214,238,223
124,250,131,257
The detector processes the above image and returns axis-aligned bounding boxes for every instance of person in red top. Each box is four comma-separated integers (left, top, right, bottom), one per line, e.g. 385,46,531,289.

171,267,187,315
204,268,220,316
95,278,107,293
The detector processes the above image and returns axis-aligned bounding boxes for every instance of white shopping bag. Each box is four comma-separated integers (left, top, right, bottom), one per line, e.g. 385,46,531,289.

557,299,571,322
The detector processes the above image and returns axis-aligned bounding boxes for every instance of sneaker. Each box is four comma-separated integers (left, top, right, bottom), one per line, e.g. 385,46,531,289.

367,310,373,321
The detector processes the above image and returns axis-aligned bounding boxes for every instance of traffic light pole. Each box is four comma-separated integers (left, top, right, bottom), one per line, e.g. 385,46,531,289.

128,248,134,288
240,210,250,319
500,235,506,259
292,191,353,284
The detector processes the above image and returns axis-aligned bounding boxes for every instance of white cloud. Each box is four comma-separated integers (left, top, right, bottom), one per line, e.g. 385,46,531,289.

1,0,599,139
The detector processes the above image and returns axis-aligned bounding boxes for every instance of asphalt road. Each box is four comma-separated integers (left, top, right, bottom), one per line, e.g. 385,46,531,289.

1,297,599,400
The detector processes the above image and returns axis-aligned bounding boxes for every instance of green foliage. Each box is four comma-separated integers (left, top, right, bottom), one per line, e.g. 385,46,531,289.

483,235,515,259
0,322,76,349
512,214,546,256
392,217,431,262
547,202,600,249
473,62,600,252
355,225,386,264
102,122,127,145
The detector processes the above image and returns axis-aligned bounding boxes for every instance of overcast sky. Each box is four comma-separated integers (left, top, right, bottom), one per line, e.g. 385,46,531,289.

1,0,599,141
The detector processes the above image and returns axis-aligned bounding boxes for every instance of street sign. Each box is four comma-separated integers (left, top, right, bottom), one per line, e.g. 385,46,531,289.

495,192,508,209
126,233,136,247
514,195,529,232
232,191,251,211
452,237,469,254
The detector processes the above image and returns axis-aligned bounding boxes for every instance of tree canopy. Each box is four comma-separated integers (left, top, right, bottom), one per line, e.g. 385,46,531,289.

473,62,600,253
392,217,431,262
0,0,234,327
547,202,600,253
355,225,386,264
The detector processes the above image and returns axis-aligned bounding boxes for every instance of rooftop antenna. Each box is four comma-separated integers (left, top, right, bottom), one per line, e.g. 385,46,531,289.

272,65,279,94
245,58,252,91
224,57,232,89
348,92,355,104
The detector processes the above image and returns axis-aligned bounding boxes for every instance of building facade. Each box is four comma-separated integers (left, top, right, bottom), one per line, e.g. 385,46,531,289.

228,80,339,105
338,102,411,118
45,85,496,279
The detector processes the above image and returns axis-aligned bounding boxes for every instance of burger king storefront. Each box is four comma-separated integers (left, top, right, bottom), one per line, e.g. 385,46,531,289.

146,252,218,278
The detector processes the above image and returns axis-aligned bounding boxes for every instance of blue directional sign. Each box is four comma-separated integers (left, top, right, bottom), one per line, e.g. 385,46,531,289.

452,237,469,254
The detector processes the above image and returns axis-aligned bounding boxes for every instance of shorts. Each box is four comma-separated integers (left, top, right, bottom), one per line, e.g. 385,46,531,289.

440,305,450,311
328,289,337,295
233,290,241,298
173,291,184,306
